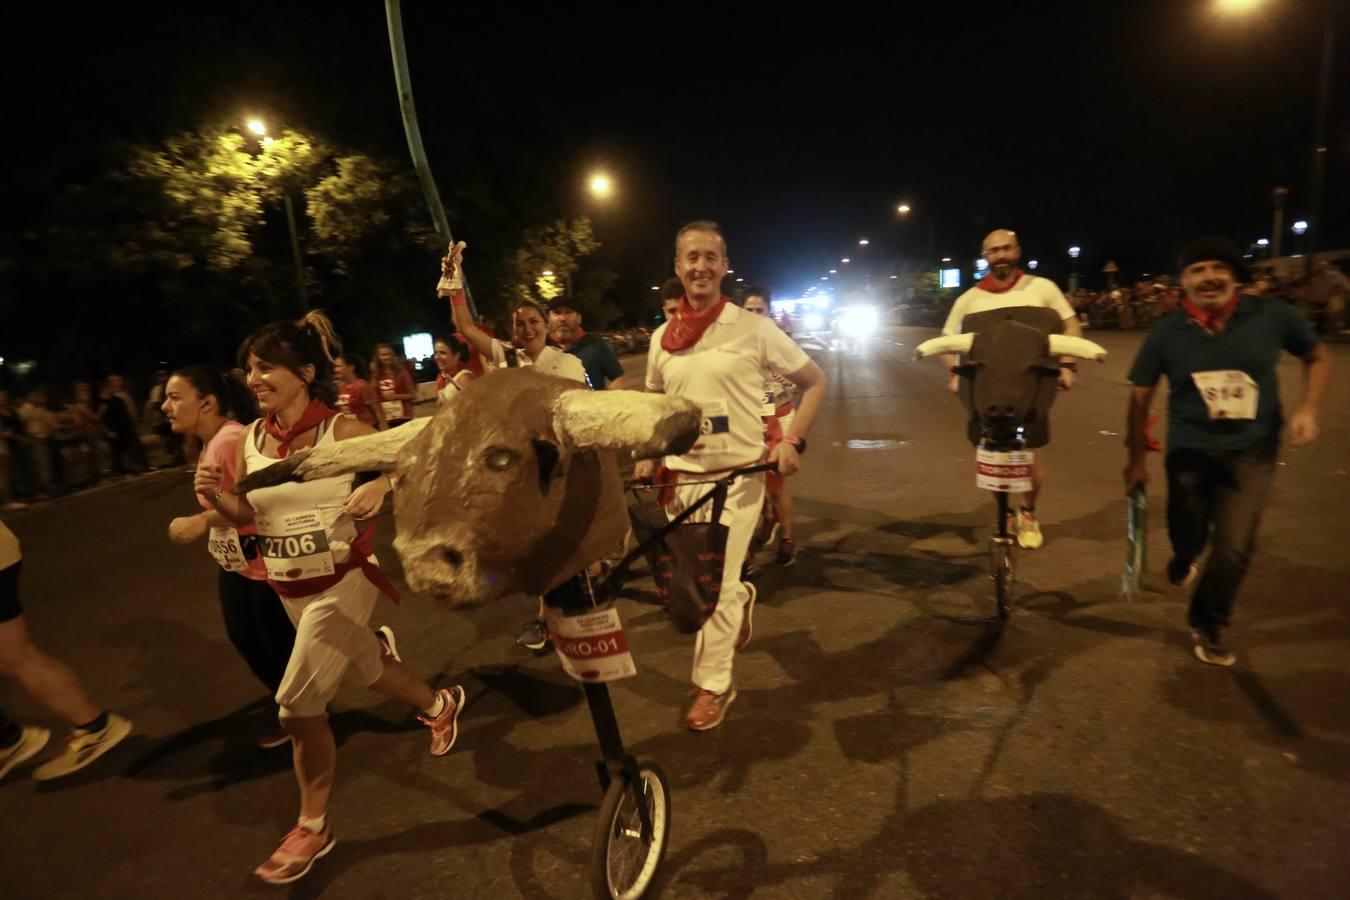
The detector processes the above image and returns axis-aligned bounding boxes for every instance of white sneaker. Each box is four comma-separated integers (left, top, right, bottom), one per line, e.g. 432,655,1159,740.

1016,509,1044,549
33,713,132,781
0,726,50,781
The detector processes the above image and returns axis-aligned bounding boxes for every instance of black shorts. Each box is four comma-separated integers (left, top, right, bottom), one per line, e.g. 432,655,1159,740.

0,562,21,624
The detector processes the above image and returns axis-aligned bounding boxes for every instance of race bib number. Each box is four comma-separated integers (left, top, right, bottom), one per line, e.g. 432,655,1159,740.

760,383,778,417
976,448,1034,493
1191,370,1258,421
255,511,335,581
207,526,249,573
543,606,636,683
381,400,404,421
693,399,731,455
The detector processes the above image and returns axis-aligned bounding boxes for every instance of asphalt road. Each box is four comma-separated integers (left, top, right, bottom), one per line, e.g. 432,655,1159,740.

3,327,1349,899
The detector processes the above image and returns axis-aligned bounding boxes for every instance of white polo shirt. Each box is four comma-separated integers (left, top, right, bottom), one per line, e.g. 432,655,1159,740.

647,302,811,473
942,274,1076,336
488,340,588,384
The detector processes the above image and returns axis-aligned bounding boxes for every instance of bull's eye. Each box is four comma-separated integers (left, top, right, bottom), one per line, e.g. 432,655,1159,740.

484,447,518,471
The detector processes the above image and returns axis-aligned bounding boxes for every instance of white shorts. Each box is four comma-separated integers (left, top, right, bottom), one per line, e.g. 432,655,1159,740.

275,564,384,718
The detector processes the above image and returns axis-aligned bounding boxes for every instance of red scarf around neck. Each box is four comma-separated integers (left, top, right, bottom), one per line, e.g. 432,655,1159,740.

662,296,729,352
264,398,337,458
979,268,1024,294
1183,291,1240,333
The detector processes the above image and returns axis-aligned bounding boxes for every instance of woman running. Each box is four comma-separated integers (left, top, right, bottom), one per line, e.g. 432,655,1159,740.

333,353,387,430
198,311,463,885
370,343,415,428
163,366,298,748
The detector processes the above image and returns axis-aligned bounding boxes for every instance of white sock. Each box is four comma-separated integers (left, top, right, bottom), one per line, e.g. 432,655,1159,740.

299,814,326,834
422,691,446,718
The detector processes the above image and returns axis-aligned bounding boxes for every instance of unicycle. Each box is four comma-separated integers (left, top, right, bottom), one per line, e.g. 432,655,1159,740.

976,433,1031,620
542,577,671,900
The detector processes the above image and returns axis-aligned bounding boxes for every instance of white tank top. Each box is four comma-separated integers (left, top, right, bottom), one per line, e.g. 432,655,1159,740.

242,417,358,581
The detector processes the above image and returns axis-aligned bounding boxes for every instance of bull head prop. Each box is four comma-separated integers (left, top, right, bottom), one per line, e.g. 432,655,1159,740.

235,368,701,605
915,313,1106,442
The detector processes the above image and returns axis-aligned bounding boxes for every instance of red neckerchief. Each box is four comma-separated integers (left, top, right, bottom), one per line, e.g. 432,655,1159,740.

263,398,336,458
1182,291,1240,333
979,269,1024,294
556,326,587,351
662,296,729,352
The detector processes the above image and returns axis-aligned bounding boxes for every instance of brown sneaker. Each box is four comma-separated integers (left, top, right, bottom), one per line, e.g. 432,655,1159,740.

684,687,737,731
735,583,757,650
419,686,466,756
254,823,336,884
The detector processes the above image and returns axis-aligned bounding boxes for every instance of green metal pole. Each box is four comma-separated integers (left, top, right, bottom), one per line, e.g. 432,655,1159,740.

384,0,478,317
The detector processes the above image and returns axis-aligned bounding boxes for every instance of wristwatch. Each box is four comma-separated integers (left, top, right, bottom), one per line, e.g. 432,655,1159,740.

784,435,808,455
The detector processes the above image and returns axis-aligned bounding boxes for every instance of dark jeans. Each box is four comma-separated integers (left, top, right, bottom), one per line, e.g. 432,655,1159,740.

4,443,37,501
1165,439,1278,636
218,570,296,695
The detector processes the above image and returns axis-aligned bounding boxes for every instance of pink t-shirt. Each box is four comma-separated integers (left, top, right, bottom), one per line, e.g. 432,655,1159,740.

198,420,266,580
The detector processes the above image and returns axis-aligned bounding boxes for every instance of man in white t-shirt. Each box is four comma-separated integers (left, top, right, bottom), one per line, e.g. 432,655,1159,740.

940,229,1083,549
636,221,828,731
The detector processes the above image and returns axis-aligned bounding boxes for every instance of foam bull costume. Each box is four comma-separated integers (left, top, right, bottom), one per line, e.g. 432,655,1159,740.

235,366,699,898
234,367,701,604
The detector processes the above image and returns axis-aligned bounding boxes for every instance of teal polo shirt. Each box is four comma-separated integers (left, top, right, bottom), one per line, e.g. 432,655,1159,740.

563,332,625,390
1127,295,1320,451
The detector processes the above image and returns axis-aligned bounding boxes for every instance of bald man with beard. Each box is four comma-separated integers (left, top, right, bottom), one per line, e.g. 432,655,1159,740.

940,228,1084,549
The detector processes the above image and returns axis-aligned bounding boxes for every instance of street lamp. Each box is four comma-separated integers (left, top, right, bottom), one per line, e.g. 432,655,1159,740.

858,239,870,246
896,203,912,215
542,269,554,276
588,171,614,199
940,257,952,263
829,269,837,274
1068,246,1081,259
1256,238,1270,247
1028,259,1039,270
650,285,659,291
841,258,851,264
1293,220,1309,235
1217,0,1336,275
244,117,307,310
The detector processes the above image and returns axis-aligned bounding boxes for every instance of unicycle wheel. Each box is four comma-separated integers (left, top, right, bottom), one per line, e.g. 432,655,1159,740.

590,762,671,900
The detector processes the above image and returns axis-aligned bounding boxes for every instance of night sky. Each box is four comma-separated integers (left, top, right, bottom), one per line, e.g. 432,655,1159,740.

4,1,1347,327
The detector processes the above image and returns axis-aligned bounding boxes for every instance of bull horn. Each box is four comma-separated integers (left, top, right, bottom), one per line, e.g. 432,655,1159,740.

1047,335,1108,362
234,417,432,493
914,334,974,360
552,389,702,460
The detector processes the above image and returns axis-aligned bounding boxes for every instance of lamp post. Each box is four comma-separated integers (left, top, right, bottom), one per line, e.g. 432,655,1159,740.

246,118,307,311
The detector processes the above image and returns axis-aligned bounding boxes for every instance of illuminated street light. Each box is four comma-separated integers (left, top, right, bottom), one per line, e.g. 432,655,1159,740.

941,257,952,263
588,171,614,199
821,276,829,281
829,269,838,274
841,258,851,264
1292,220,1309,235
650,285,659,291
727,269,735,274
246,118,267,136
858,239,870,246
889,274,898,279
1213,0,1264,14
1068,246,1082,258
896,203,912,215
1028,259,1039,270
542,269,554,276
1256,238,1270,247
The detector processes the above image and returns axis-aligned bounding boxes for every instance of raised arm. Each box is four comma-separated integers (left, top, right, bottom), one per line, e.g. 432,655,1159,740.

438,242,496,360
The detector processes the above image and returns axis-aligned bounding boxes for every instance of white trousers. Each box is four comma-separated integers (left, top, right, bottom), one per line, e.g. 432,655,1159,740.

666,473,765,694
275,564,384,718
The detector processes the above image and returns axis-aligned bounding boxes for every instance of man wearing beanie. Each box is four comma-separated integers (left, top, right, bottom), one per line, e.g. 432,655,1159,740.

1123,237,1331,666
